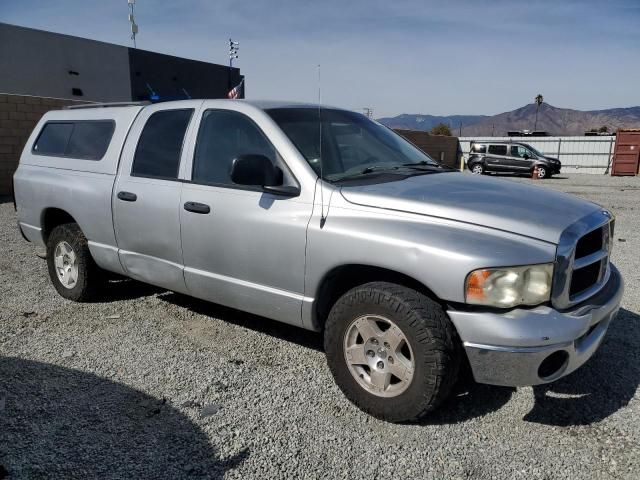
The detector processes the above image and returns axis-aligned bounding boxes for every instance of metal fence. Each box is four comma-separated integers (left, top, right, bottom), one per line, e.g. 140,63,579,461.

458,136,615,174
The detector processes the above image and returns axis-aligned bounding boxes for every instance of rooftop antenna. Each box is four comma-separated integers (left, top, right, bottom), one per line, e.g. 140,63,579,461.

318,64,326,228
128,0,139,48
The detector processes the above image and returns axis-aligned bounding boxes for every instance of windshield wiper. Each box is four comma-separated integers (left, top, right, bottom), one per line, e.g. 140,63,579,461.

401,161,453,170
330,165,401,182
361,165,399,174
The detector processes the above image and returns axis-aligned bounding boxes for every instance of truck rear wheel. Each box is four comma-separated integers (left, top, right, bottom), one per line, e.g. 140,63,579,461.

324,282,460,422
46,223,100,302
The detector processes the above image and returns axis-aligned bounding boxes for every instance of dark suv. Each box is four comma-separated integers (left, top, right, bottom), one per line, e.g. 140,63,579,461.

467,141,561,178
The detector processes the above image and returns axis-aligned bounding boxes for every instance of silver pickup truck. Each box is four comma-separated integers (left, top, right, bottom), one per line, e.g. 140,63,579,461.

13,100,623,422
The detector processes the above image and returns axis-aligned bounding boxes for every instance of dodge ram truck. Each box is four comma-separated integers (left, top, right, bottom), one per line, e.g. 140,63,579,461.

13,100,624,422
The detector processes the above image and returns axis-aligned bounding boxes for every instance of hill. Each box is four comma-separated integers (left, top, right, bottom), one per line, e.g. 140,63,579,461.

378,104,640,136
376,113,487,133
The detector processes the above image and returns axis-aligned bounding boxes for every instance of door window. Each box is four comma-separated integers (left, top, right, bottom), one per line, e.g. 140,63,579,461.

488,145,507,156
471,144,487,154
192,110,278,186
510,145,531,158
132,109,193,179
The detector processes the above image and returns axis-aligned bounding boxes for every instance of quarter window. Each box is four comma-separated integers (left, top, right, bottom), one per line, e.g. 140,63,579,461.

488,145,507,155
33,121,114,160
192,110,277,186
132,109,193,179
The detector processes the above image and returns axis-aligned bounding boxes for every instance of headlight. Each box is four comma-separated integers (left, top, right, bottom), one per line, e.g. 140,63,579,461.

465,263,554,308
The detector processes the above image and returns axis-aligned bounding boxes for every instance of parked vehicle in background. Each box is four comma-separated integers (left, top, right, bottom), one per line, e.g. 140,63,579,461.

467,141,561,178
13,100,621,422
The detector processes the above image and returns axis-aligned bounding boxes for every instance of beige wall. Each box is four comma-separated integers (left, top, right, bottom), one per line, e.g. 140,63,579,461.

0,94,88,196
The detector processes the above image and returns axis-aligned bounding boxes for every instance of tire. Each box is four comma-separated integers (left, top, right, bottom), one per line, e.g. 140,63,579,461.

470,163,484,175
535,165,548,179
324,282,461,422
46,223,100,301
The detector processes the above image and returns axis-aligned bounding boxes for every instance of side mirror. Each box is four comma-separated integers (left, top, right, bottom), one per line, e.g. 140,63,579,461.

230,154,283,187
523,153,530,160
230,154,300,197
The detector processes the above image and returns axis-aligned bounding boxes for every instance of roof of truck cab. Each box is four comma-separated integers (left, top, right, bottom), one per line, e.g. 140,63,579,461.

152,99,340,111
53,99,342,113
240,100,339,110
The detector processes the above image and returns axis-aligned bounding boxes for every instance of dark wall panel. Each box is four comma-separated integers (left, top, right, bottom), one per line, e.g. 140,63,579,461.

128,49,243,101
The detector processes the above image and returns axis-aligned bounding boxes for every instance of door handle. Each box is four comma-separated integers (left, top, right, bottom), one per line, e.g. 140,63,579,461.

117,191,137,202
184,201,211,214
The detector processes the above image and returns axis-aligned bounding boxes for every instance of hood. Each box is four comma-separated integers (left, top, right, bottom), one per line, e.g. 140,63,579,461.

339,173,600,244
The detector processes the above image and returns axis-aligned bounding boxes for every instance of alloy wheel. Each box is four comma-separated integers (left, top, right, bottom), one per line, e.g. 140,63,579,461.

343,314,415,398
54,241,78,289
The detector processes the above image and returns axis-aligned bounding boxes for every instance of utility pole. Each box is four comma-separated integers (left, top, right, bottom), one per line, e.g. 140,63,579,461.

363,107,373,119
128,0,138,48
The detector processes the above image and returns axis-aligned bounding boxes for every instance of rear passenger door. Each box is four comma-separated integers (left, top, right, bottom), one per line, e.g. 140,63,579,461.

179,107,313,326
113,103,199,293
486,144,509,172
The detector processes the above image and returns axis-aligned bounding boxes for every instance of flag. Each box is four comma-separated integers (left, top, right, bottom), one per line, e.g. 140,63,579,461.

227,79,244,99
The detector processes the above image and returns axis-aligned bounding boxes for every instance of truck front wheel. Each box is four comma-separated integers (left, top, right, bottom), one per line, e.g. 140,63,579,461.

324,282,461,422
46,223,100,302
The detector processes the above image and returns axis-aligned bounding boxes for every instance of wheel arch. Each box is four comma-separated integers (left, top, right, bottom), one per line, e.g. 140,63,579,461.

468,159,485,172
41,208,79,244
312,264,443,332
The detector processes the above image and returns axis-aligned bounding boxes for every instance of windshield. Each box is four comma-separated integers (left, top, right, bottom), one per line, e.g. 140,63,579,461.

521,143,544,157
266,107,440,181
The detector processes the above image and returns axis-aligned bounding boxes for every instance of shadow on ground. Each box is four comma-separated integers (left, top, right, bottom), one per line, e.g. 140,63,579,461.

524,308,640,426
161,292,515,424
160,292,324,352
90,277,164,303
93,283,637,427
426,308,639,426
0,357,248,479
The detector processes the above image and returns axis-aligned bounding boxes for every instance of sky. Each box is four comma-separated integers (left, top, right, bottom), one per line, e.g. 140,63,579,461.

1,0,639,117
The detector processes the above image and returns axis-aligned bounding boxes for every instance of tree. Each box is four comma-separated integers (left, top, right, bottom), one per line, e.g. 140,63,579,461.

598,125,609,133
430,123,452,136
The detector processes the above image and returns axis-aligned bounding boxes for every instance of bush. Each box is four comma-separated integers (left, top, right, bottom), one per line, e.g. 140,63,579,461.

430,123,452,136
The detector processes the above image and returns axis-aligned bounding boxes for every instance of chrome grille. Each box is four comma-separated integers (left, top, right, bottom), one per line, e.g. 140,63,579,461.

551,210,613,309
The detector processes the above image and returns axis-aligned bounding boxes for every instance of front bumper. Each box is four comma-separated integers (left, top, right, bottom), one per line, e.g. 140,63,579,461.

447,265,623,386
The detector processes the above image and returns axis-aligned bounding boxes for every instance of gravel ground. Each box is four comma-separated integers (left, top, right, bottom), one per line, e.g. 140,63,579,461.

1,173,639,479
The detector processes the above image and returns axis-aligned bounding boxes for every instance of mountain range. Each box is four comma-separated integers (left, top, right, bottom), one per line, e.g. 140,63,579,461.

377,103,640,136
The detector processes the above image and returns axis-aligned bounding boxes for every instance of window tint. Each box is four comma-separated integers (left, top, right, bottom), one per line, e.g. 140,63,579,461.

471,144,486,153
510,145,530,158
33,121,114,160
193,110,276,186
66,122,114,159
132,109,193,179
488,145,507,155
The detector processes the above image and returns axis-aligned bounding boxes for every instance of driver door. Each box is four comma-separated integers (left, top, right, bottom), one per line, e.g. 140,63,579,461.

179,107,314,326
509,145,534,171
